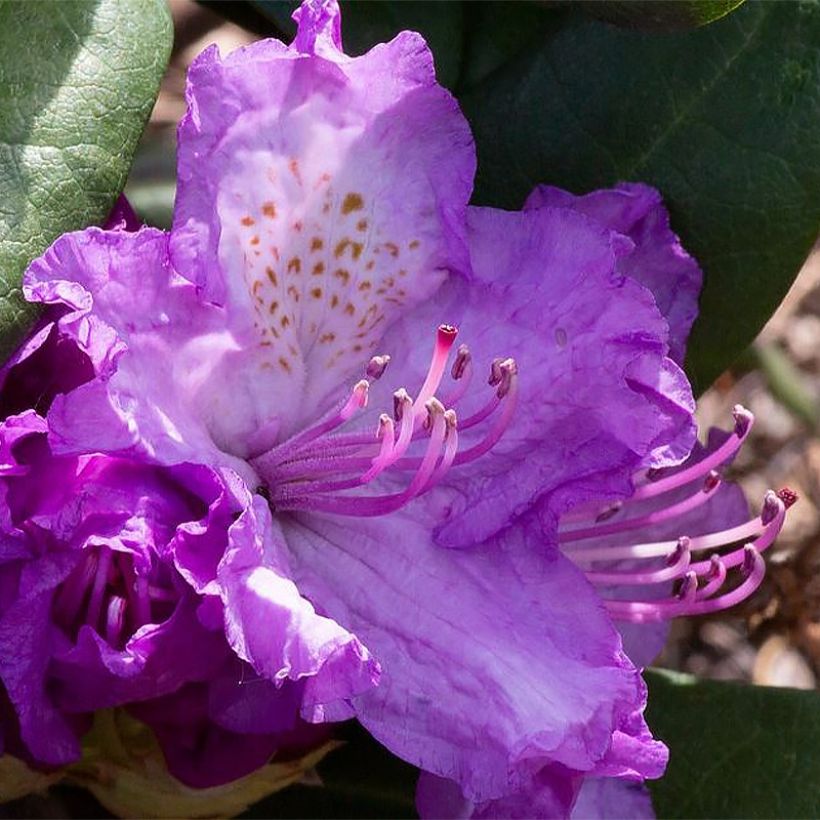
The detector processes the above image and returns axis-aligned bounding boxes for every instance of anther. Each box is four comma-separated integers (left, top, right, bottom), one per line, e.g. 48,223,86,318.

761,490,783,525
451,345,471,380
366,355,391,380
495,358,518,399
595,502,623,523
340,379,369,420
667,537,690,566
742,544,759,576
488,358,505,386
777,487,799,509
393,388,412,422
423,397,446,431
733,404,754,437
703,470,721,492
677,571,698,603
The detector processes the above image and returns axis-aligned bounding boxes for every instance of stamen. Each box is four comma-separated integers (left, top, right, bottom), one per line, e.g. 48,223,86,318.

585,538,691,586
85,547,113,630
558,403,793,624
366,355,391,380
106,596,127,645
253,379,369,473
422,409,458,492
287,398,449,517
53,551,99,627
255,324,517,519
630,405,753,501
559,471,721,544
453,360,518,466
605,546,765,622
695,556,726,600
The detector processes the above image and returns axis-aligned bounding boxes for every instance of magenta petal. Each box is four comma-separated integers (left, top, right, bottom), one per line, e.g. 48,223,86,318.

525,183,701,365
284,510,662,803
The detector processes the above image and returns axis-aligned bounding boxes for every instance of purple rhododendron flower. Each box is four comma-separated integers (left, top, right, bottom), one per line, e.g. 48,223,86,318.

0,405,327,787
0,0,793,816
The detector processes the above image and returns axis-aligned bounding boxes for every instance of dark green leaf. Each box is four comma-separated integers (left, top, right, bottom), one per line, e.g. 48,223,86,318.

0,0,172,357
583,0,746,32
241,724,418,819
646,669,820,818
461,1,820,391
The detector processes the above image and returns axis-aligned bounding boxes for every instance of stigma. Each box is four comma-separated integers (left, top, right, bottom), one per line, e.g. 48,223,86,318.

251,325,518,517
558,406,794,622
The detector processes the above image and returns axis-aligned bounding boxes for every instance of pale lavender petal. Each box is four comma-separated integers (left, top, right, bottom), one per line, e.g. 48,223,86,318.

525,183,701,364
218,496,380,718
22,227,256,476
571,778,655,819
283,509,664,803
374,205,695,549
171,0,474,444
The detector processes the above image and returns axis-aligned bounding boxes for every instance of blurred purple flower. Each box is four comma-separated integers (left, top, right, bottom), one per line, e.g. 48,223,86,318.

0,0,792,816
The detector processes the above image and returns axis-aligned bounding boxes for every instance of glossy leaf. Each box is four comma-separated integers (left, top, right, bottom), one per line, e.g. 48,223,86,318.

583,0,746,32
0,0,172,358
460,1,820,391
646,669,820,818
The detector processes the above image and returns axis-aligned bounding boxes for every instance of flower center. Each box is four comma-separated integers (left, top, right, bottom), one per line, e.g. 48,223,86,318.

52,546,178,648
558,406,795,621
250,324,518,517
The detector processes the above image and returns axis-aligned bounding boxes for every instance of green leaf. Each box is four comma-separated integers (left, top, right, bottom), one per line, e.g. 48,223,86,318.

460,1,820,391
582,0,746,32
241,723,418,819
0,0,172,358
645,669,820,818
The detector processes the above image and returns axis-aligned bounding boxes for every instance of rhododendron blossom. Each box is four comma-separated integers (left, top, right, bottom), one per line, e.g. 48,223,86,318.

0,1,791,816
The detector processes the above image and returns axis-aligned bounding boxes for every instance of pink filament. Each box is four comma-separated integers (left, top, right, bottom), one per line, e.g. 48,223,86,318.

558,406,792,623
260,325,518,519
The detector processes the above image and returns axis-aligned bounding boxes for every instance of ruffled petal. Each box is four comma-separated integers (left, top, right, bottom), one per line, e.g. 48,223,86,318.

171,0,474,443
371,205,695,549
217,496,380,719
22,227,261,475
525,183,701,365
283,509,662,803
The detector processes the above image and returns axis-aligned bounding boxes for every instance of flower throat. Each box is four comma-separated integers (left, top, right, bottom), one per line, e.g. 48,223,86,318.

251,324,518,517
